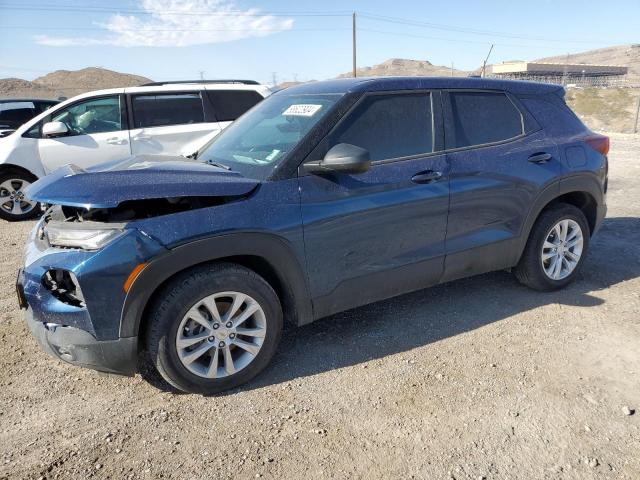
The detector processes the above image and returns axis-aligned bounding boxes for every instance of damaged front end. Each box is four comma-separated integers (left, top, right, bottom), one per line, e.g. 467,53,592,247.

19,154,260,375
56,196,232,223
20,211,165,374
26,154,259,221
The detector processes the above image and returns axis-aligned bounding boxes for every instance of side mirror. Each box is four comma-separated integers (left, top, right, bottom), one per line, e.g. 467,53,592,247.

42,121,69,138
304,143,370,175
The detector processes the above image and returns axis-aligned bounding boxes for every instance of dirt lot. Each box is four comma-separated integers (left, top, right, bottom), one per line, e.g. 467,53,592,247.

0,134,638,480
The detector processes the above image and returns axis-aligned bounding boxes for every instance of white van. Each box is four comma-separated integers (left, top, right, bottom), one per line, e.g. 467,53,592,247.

0,80,271,220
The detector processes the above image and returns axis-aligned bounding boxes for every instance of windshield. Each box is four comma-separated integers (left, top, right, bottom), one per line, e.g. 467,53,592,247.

198,93,342,179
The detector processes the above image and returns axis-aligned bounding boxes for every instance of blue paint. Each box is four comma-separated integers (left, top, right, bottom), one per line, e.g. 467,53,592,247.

282,77,562,96
25,155,258,208
19,77,607,376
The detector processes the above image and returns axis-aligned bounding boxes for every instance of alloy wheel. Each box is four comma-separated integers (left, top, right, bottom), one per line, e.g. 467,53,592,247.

0,178,36,216
175,291,267,379
541,218,584,280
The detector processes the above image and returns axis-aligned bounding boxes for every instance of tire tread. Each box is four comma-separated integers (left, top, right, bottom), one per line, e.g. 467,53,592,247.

145,263,282,394
514,203,590,291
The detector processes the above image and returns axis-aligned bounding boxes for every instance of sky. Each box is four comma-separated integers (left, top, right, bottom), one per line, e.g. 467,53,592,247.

0,0,638,85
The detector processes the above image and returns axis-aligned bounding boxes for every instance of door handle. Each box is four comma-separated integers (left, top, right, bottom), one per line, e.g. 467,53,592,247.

133,135,151,141
106,137,127,145
411,170,443,184
528,153,552,164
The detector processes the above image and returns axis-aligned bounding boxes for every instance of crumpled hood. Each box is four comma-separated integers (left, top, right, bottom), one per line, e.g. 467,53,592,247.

25,155,259,209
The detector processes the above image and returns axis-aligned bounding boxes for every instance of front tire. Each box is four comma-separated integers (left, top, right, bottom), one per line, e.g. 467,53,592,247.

514,203,590,291
145,263,283,394
0,170,40,221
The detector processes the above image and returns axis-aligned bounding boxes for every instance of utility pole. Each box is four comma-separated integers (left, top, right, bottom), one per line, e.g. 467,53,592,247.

199,70,205,80
271,72,278,87
481,44,494,78
634,95,640,133
352,12,357,78
451,62,454,77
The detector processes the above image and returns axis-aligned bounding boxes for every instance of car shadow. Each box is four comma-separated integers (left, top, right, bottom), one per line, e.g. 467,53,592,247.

143,216,640,395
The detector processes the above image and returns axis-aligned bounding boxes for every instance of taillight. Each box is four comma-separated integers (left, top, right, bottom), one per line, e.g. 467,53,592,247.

584,134,610,156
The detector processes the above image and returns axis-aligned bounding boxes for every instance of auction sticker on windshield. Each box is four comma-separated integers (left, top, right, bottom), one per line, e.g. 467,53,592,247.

282,104,322,117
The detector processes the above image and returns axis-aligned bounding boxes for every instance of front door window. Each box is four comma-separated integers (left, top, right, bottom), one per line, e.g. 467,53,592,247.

52,96,122,136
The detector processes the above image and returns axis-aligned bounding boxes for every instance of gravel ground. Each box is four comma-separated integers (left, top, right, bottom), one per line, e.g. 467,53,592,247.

0,134,638,480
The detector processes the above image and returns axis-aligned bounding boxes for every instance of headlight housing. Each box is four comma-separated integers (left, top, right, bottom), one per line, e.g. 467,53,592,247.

44,223,125,250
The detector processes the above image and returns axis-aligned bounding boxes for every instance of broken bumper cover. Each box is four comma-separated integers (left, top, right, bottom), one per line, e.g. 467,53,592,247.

25,308,138,375
20,221,167,376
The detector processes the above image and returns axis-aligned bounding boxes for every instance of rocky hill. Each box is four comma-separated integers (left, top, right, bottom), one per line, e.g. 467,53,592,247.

337,58,468,78
338,46,640,82
0,67,151,100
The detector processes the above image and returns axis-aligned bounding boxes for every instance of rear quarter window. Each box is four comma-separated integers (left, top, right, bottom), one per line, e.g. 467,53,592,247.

518,93,587,135
206,90,264,122
447,91,523,149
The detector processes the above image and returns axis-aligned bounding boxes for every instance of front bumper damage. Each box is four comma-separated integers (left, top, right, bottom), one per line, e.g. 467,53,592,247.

18,220,167,376
25,307,138,375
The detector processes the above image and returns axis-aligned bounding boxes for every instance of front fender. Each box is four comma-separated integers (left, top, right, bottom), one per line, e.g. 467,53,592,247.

119,232,314,338
0,134,46,178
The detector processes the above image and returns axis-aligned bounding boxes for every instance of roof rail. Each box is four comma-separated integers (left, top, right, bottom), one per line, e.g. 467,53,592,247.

140,79,260,86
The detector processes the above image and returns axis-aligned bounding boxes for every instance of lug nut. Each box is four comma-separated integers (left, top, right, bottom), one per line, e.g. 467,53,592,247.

213,323,220,330
225,322,233,328
229,333,236,339
207,336,215,342
219,341,226,348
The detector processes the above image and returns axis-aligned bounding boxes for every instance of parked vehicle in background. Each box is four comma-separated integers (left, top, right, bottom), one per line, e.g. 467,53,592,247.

19,77,608,394
0,80,270,220
0,99,58,138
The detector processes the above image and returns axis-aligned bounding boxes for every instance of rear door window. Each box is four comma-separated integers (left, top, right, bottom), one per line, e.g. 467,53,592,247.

131,93,204,128
206,90,264,121
329,93,434,161
447,91,523,148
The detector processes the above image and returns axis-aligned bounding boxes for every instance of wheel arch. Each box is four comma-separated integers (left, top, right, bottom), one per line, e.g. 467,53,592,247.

0,163,40,180
119,232,314,341
517,174,603,262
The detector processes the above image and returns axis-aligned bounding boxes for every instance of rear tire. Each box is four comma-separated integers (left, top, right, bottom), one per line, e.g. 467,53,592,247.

145,263,283,394
0,169,40,221
514,203,590,291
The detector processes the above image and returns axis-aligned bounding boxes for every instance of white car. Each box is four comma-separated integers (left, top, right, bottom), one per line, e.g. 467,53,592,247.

0,80,271,221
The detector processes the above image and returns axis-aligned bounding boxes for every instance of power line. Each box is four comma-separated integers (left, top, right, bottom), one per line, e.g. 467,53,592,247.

358,12,632,45
357,28,579,50
3,4,630,45
3,3,634,45
0,4,352,17
0,25,350,32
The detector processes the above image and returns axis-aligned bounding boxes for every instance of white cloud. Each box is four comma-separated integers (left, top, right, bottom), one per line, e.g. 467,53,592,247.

34,0,294,48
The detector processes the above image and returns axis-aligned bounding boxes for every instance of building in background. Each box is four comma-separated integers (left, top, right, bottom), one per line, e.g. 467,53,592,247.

488,62,628,87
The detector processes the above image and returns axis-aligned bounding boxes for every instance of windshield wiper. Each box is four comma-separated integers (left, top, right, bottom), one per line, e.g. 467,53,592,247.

205,160,232,171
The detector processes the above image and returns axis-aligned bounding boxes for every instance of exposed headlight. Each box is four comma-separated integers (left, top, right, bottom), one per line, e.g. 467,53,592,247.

45,223,125,250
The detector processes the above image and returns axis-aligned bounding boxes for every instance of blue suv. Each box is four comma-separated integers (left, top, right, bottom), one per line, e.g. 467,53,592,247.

18,77,608,394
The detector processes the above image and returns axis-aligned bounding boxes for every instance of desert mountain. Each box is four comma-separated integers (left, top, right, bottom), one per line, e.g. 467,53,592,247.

338,45,640,82
0,67,151,100
337,58,468,78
